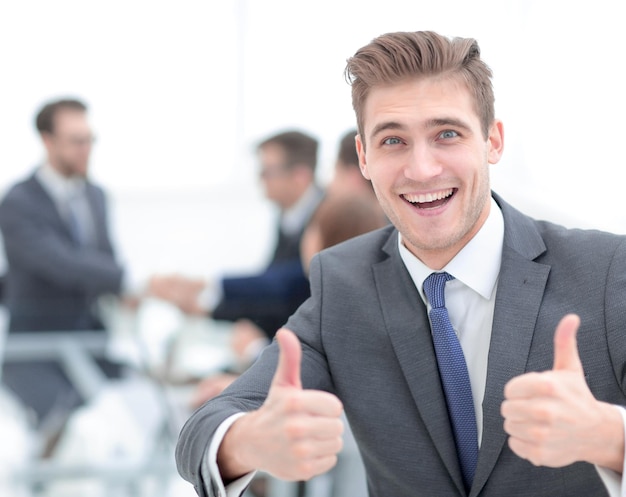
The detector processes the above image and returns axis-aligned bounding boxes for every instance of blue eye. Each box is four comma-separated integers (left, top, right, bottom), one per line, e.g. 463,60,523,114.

439,130,458,139
383,137,402,145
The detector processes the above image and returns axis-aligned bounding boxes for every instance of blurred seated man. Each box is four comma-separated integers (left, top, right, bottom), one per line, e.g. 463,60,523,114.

327,128,378,198
0,98,137,438
225,128,387,367
150,130,324,342
191,191,389,406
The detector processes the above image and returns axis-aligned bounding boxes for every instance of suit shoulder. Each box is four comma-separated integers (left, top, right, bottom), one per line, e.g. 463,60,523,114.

525,218,626,280
318,224,395,264
0,176,40,207
537,218,626,254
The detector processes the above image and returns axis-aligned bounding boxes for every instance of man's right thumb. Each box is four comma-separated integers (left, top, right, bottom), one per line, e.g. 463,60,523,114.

272,328,302,389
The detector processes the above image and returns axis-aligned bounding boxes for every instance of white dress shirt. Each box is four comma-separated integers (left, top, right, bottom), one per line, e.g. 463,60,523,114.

399,197,503,445
206,198,625,497
279,182,323,236
36,164,140,295
37,163,96,247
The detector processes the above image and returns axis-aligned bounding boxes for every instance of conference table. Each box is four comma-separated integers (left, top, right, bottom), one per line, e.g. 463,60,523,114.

1,297,235,497
1,297,365,497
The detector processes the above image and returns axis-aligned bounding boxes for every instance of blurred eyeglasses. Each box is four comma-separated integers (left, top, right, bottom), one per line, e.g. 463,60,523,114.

259,165,291,180
54,134,97,147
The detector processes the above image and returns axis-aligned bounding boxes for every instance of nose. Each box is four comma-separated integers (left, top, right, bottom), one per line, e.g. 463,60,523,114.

403,144,442,182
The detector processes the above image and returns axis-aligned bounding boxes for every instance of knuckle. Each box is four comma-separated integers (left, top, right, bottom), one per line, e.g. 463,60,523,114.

285,419,306,439
284,394,303,413
335,418,345,435
529,425,550,443
538,375,557,396
502,419,512,435
291,442,312,459
296,461,315,480
331,398,344,416
528,449,547,466
531,405,555,424
334,437,344,454
322,455,338,473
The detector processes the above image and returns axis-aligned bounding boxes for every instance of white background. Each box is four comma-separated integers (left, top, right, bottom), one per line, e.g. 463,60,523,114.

1,0,624,282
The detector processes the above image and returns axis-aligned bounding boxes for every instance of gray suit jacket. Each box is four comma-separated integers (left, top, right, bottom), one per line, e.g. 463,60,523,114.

0,171,123,331
176,193,626,497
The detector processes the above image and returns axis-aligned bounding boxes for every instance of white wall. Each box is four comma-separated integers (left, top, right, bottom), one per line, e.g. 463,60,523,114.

1,0,624,281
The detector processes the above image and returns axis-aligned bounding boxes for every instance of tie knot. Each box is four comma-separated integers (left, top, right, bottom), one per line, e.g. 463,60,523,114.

423,272,454,309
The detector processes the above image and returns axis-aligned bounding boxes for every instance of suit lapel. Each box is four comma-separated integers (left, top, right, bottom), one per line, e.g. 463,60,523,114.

373,231,466,495
29,174,75,240
470,195,551,497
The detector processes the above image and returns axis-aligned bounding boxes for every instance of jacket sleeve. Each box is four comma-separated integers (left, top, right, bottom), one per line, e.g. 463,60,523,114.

175,255,333,494
0,185,123,294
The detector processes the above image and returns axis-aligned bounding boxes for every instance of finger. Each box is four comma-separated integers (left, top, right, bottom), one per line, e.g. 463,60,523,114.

504,372,553,400
300,391,344,417
289,436,344,461
507,437,538,465
272,328,302,390
552,314,583,373
280,390,343,418
290,455,339,481
284,415,344,441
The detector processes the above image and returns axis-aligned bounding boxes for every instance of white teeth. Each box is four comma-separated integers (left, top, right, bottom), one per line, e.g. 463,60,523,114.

403,189,454,204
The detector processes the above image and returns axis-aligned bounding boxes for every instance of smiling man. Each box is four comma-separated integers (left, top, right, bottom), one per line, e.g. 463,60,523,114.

176,31,626,497
355,76,502,270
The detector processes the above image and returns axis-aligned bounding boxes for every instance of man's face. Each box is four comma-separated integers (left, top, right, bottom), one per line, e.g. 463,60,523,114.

356,76,503,269
258,143,299,208
44,109,94,177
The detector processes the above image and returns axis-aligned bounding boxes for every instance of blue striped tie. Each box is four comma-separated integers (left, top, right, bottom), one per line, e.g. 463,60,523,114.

423,272,478,491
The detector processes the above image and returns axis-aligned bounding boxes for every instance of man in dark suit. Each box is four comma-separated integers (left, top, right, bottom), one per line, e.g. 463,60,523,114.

212,131,323,340
175,31,626,497
150,130,324,343
0,98,129,429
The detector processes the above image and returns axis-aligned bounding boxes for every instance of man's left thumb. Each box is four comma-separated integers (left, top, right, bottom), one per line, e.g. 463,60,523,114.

552,313,583,373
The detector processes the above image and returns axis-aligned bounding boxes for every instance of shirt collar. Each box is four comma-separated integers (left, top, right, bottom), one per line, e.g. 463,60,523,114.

398,196,504,302
281,183,322,235
36,163,87,204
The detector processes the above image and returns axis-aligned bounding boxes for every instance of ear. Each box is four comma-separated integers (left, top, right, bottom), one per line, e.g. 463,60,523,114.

41,132,54,150
355,134,371,180
487,119,504,165
292,162,314,181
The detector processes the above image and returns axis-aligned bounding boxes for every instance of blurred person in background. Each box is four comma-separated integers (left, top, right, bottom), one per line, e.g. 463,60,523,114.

190,128,388,406
327,128,377,198
191,192,388,406
0,98,138,444
150,130,324,346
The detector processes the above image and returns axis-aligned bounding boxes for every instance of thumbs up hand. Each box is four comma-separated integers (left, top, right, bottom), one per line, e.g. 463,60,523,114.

217,328,344,482
501,314,624,472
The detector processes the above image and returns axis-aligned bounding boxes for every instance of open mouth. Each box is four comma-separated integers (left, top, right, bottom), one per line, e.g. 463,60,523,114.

401,188,456,209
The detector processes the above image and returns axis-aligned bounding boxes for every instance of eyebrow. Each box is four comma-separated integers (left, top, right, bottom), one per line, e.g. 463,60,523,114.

369,116,473,139
424,117,473,133
370,121,407,138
